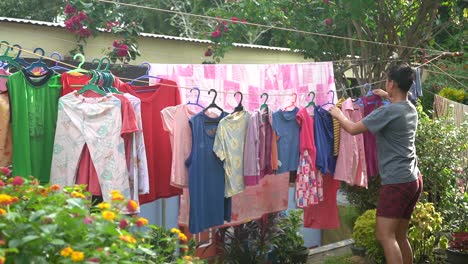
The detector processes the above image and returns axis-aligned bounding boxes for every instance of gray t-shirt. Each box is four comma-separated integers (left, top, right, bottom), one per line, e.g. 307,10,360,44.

362,101,419,185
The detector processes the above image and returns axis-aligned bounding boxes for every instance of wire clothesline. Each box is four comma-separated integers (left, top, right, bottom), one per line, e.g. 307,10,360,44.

96,0,447,55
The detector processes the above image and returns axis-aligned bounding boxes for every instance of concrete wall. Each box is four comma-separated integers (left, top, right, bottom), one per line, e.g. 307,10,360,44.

0,21,313,65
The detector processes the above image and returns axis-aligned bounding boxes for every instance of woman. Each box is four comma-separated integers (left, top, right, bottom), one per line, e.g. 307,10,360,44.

329,63,423,264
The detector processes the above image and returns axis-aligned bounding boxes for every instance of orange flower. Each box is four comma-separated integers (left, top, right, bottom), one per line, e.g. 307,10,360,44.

50,184,60,191
71,191,86,199
183,255,193,261
70,251,84,262
31,179,39,185
10,197,19,203
101,210,115,221
60,246,74,257
119,235,136,244
0,208,6,215
178,233,188,242
126,200,138,212
135,217,149,227
39,189,49,197
0,239,5,246
0,256,5,264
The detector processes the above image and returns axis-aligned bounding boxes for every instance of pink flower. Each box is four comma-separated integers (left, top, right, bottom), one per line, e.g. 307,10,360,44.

83,216,94,225
231,17,239,23
241,18,247,23
224,26,229,33
323,0,330,3
325,18,333,26
0,180,4,187
119,219,129,229
78,28,92,37
77,11,88,21
64,19,74,31
88,258,100,263
64,4,77,15
71,16,81,25
222,20,228,26
12,176,24,186
112,40,120,48
211,30,221,38
204,49,213,57
116,44,129,57
0,167,11,176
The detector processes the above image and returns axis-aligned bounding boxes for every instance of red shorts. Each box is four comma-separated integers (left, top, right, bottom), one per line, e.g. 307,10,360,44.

377,177,423,219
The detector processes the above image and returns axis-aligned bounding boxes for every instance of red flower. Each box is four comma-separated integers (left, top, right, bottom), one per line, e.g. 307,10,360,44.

211,30,221,38
88,258,100,263
231,17,239,23
64,4,77,15
116,44,129,57
204,49,213,57
222,20,228,26
0,180,4,187
0,167,10,176
78,28,92,37
12,176,24,186
77,11,88,21
112,40,120,48
325,18,333,26
119,219,129,229
241,18,247,23
224,26,229,33
126,200,139,212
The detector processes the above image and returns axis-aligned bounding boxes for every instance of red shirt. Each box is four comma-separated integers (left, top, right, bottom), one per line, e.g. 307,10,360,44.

116,79,182,203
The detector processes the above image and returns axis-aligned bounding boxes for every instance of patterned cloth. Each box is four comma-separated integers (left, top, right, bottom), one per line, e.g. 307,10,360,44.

333,98,346,156
295,150,323,208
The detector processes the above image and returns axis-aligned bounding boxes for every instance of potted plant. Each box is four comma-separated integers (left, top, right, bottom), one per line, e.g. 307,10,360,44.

445,191,468,264
272,210,309,264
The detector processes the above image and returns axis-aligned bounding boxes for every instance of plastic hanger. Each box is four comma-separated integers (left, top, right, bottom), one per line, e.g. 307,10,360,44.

364,83,373,97
25,47,50,74
187,87,204,109
4,44,29,69
305,91,316,108
232,91,244,113
101,71,121,94
282,92,297,111
129,62,162,85
203,89,224,114
260,93,269,111
0,41,21,70
77,70,107,96
50,52,72,72
68,53,88,74
321,90,336,107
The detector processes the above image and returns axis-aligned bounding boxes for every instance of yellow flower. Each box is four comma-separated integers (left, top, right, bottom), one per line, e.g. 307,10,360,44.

170,228,181,234
70,251,84,262
135,217,149,227
97,202,110,210
0,208,6,215
183,256,193,261
178,233,188,242
0,256,5,264
111,193,124,201
119,235,136,244
110,190,121,196
0,194,13,205
71,191,86,199
60,246,74,257
102,210,115,221
126,200,139,212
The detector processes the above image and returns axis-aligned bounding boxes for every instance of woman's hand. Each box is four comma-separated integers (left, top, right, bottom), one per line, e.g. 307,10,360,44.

329,106,345,121
373,89,389,99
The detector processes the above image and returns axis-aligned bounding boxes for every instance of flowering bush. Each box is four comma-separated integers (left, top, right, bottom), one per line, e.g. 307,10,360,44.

0,167,199,263
63,0,142,65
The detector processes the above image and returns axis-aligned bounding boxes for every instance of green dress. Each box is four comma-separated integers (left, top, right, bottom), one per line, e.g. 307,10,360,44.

7,70,61,183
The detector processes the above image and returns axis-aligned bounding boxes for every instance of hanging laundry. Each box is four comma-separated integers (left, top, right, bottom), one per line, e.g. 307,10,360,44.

295,108,322,208
314,106,336,175
272,107,300,173
186,111,231,234
409,67,423,104
243,109,273,186
0,69,12,166
333,98,346,156
334,98,368,187
362,95,383,177
161,104,201,188
214,110,251,197
303,174,341,229
7,69,60,182
50,92,131,202
116,79,182,203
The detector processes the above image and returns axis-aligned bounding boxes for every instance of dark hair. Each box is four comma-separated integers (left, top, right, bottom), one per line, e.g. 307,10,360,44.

387,63,415,92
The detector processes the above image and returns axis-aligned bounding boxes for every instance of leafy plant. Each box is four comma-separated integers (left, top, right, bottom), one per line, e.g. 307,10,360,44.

408,202,446,263
352,209,384,264
342,176,381,215
272,210,307,264
439,87,468,104
0,167,197,263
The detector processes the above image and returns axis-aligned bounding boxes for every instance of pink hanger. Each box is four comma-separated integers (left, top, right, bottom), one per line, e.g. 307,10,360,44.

282,93,297,111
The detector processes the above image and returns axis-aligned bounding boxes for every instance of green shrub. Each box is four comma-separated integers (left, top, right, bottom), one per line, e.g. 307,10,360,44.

351,209,384,264
439,87,467,104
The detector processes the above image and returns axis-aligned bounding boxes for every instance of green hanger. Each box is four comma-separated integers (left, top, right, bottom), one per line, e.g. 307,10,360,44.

260,92,269,111
68,53,88,74
102,71,121,94
0,41,21,70
305,91,316,108
78,70,107,96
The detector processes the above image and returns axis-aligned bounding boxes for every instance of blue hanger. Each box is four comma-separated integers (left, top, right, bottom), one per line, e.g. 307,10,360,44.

364,83,373,97
129,62,162,85
25,47,50,74
321,90,336,107
187,87,204,109
50,52,72,72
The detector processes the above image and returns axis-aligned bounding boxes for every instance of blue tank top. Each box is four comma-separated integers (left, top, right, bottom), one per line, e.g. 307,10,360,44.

272,107,300,173
186,111,231,234
314,106,336,175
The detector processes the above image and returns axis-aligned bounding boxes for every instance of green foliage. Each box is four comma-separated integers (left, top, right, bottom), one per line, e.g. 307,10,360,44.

439,87,468,104
272,210,306,264
351,209,384,264
408,202,446,263
322,253,353,264
0,169,198,263
0,0,63,22
342,176,381,215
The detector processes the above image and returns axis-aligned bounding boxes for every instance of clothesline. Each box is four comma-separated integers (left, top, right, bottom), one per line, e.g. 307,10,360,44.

96,0,447,55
